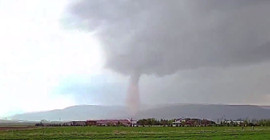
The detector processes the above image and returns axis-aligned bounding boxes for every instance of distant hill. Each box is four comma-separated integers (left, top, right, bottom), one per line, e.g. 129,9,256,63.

0,119,37,126
135,104,270,121
11,104,270,121
261,106,270,110
11,105,129,121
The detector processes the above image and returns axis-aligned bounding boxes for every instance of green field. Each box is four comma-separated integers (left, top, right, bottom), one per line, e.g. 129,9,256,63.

0,126,269,140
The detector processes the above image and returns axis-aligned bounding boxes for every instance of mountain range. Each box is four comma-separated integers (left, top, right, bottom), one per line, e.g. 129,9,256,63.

10,104,270,122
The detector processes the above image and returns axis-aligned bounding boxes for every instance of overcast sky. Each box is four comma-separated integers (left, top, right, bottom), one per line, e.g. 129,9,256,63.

0,0,270,117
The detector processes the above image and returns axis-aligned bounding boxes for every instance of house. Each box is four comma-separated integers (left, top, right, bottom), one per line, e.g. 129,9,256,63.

62,121,73,126
86,120,97,126
130,119,138,127
71,121,86,126
223,120,245,126
172,118,183,127
173,118,215,127
201,119,216,126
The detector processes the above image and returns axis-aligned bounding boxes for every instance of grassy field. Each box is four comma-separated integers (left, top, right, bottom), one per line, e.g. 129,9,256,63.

0,126,269,140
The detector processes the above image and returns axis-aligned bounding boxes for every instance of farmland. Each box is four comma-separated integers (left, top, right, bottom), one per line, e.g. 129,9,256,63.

0,126,269,139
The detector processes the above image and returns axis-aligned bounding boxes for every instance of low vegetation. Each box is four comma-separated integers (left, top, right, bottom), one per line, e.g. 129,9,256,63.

0,126,269,139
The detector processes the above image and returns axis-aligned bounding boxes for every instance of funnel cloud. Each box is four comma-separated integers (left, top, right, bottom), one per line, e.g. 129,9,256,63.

126,72,140,115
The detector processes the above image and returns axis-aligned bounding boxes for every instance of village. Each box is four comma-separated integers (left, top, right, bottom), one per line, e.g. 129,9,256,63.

35,118,218,127
35,118,268,127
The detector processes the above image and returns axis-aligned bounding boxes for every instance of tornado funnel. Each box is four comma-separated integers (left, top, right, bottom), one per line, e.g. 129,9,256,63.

126,72,140,116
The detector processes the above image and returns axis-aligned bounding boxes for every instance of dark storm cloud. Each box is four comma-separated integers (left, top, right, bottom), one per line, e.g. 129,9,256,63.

69,0,270,76
66,0,270,106
139,62,270,105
